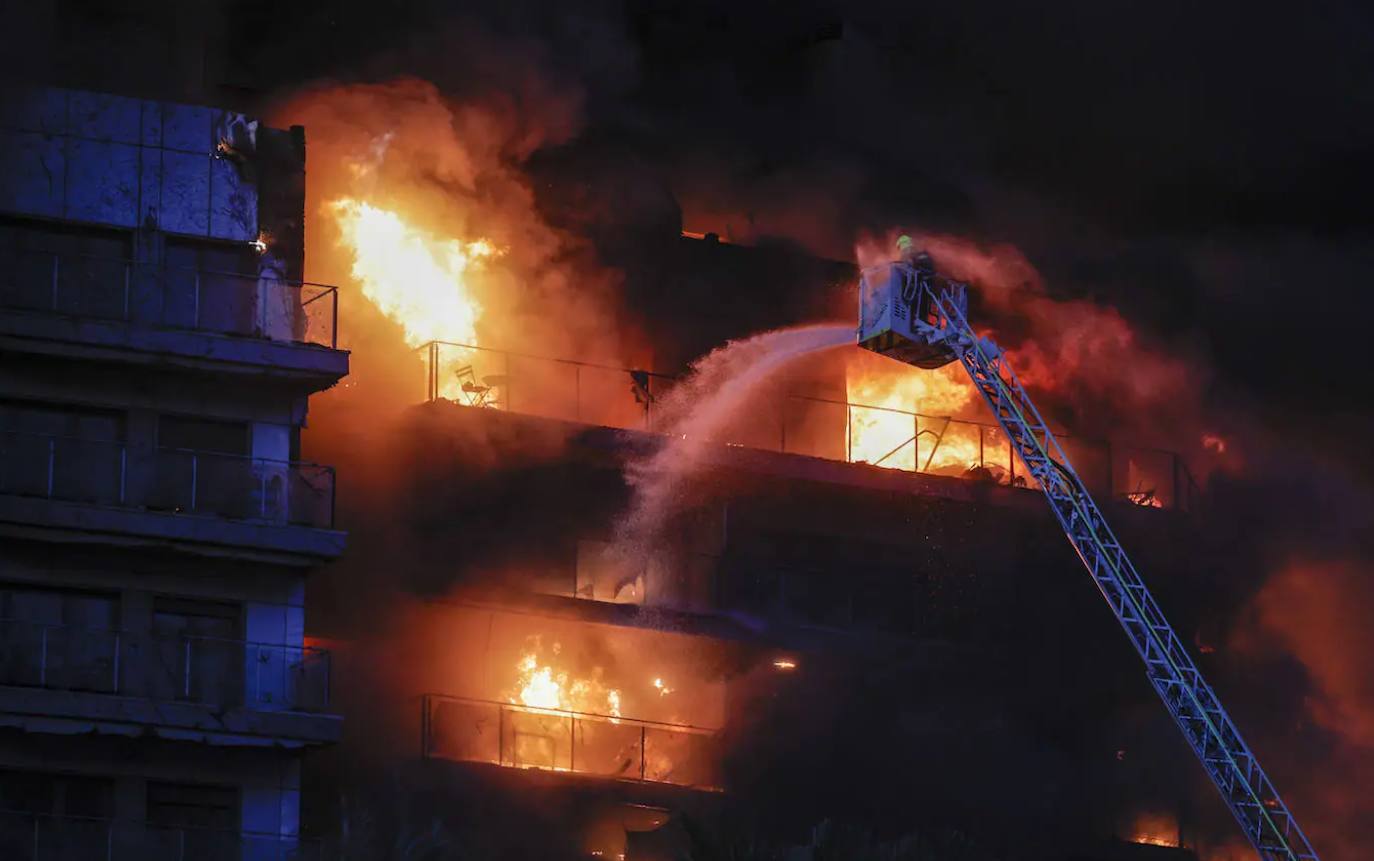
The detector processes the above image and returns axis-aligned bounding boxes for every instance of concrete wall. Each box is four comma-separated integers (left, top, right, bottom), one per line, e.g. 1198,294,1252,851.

0,86,259,241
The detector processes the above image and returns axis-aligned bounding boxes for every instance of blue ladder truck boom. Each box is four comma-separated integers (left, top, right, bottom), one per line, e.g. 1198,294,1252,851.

857,250,1320,861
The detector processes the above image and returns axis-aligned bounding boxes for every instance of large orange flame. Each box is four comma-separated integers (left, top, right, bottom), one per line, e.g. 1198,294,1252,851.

509,647,623,720
845,359,980,473
330,198,498,348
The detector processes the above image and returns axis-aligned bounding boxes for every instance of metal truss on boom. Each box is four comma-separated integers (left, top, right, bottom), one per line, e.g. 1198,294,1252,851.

921,286,1320,861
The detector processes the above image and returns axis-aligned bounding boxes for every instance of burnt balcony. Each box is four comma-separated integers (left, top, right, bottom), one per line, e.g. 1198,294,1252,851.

0,810,320,861
422,694,722,791
421,340,1201,511
0,617,337,746
0,249,346,385
0,430,342,563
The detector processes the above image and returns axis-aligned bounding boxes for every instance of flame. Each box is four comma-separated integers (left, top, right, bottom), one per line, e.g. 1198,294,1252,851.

1202,432,1228,454
1129,811,1178,848
845,359,982,473
329,198,498,348
508,647,622,720
652,677,673,696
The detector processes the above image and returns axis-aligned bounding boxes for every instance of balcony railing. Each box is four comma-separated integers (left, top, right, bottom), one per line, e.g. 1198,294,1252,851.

422,694,722,791
0,810,320,861
0,430,336,529
0,617,330,712
421,341,1202,511
0,249,339,348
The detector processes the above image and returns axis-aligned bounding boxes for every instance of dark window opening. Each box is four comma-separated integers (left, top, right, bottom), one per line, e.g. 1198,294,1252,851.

163,237,259,336
156,415,249,456
0,401,125,504
0,585,119,692
146,781,239,831
0,768,115,818
0,216,131,319
149,597,242,706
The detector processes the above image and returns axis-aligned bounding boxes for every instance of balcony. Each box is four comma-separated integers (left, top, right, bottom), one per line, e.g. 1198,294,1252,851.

0,250,346,385
422,694,722,791
0,617,337,746
421,340,1201,511
0,430,342,563
0,810,319,861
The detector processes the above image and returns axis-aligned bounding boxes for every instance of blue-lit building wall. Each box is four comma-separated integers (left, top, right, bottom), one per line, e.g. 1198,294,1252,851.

0,85,346,857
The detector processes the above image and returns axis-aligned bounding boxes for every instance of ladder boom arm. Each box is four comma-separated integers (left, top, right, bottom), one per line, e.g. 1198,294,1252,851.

925,288,1319,861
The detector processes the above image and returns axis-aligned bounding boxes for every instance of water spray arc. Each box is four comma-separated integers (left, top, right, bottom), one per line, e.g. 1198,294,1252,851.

858,253,1320,861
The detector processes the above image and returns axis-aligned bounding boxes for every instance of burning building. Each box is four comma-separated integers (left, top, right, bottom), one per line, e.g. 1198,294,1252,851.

0,85,346,856
0,9,1344,858
300,211,1215,859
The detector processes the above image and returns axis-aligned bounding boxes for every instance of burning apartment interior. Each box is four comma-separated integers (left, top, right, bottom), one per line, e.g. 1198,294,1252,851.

2,3,1373,860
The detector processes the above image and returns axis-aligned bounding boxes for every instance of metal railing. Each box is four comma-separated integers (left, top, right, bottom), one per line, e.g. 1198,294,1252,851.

0,809,320,861
0,430,336,529
422,694,722,791
420,340,1202,511
0,617,331,712
0,248,339,348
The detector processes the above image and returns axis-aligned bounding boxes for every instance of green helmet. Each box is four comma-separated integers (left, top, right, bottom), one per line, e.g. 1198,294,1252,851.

896,234,914,253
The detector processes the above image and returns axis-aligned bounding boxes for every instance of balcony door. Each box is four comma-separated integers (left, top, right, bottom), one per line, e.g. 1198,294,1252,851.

0,585,118,693
0,400,125,504
151,598,242,708
163,238,258,336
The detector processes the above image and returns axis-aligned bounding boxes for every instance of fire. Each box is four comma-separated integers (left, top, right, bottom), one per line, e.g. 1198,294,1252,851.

508,647,622,719
1202,432,1227,454
845,358,980,473
329,198,498,348
1129,811,1178,848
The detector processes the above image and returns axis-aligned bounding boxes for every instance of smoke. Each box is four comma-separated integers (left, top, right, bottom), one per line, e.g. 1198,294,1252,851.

269,76,647,415
1230,560,1374,859
613,323,853,575
854,231,1209,453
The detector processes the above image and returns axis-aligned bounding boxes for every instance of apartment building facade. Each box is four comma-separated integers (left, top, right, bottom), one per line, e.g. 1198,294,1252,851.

0,86,345,859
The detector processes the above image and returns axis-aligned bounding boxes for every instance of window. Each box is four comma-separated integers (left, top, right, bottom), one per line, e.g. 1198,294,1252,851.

163,237,258,335
156,415,249,456
0,769,115,858
151,416,252,519
0,400,125,504
146,781,239,830
0,769,114,817
150,598,242,706
0,585,118,692
0,217,130,318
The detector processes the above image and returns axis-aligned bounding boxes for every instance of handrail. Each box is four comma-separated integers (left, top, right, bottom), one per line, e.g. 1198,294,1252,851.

0,616,330,655
417,339,677,381
420,339,1198,510
0,430,331,472
0,248,341,349
427,692,719,735
0,429,336,528
0,616,331,712
422,693,722,790
0,807,321,860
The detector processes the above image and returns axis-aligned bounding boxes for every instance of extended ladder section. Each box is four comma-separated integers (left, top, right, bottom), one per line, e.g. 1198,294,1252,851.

923,287,1319,861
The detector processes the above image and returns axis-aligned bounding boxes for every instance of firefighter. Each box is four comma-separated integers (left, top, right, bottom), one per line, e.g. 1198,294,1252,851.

895,235,934,272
